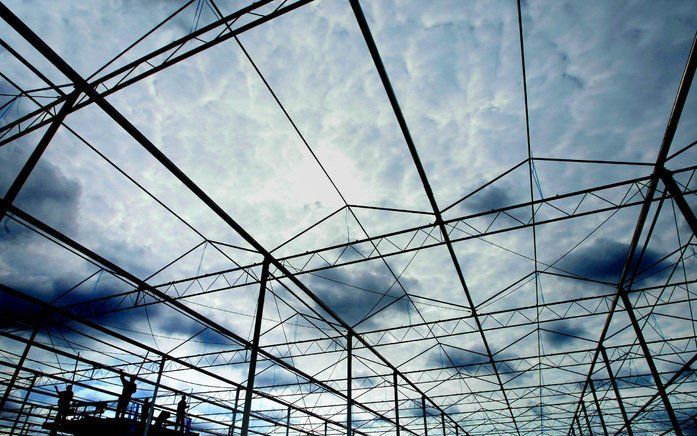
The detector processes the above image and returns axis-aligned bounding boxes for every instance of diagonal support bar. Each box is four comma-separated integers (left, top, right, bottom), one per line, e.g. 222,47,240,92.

241,258,270,436
599,347,633,436
347,0,520,433
0,91,78,222
661,170,697,236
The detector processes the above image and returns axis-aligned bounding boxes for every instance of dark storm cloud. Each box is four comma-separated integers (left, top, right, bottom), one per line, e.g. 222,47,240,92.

255,366,301,388
559,238,665,282
0,276,210,352
0,148,81,239
306,265,416,327
465,184,515,213
542,320,586,346
0,147,84,326
0,79,18,113
428,346,506,375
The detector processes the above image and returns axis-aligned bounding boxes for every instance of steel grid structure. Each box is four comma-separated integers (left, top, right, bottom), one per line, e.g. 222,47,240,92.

0,1,696,435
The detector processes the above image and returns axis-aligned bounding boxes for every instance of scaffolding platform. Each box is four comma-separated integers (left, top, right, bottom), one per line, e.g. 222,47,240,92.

42,416,199,436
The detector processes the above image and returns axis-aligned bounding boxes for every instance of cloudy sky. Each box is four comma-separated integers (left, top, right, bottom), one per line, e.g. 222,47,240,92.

1,0,696,434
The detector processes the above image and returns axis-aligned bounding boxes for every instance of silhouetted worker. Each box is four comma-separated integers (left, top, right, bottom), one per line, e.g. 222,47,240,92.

140,397,151,426
154,410,171,430
54,384,73,425
174,394,187,433
115,370,137,419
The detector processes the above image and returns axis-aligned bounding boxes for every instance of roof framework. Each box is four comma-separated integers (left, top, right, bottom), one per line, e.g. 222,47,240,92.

0,1,695,435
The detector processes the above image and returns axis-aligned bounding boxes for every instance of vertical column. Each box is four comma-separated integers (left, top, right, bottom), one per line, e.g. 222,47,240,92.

441,412,446,436
1,321,40,411
241,258,270,436
230,388,240,436
285,406,290,436
588,379,608,436
422,396,428,436
10,374,35,435
393,372,400,436
599,346,633,436
347,333,352,436
143,357,166,436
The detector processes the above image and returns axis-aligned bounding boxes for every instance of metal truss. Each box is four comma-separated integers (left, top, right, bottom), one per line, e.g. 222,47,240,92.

0,1,696,435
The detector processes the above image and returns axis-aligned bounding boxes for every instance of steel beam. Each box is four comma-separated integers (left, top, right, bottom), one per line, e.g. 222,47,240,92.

347,333,352,436
0,91,78,222
143,357,165,436
581,400,593,436
230,388,240,436
394,372,400,436
422,396,428,436
18,404,33,435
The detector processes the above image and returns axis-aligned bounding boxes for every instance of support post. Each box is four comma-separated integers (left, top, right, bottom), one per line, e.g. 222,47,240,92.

10,374,35,435
393,371,400,436
347,333,352,436
422,396,428,436
599,346,633,436
143,357,166,436
230,388,240,436
0,320,40,411
285,405,290,436
588,379,608,436
575,415,584,436
441,412,446,436
661,170,697,235
241,258,270,436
